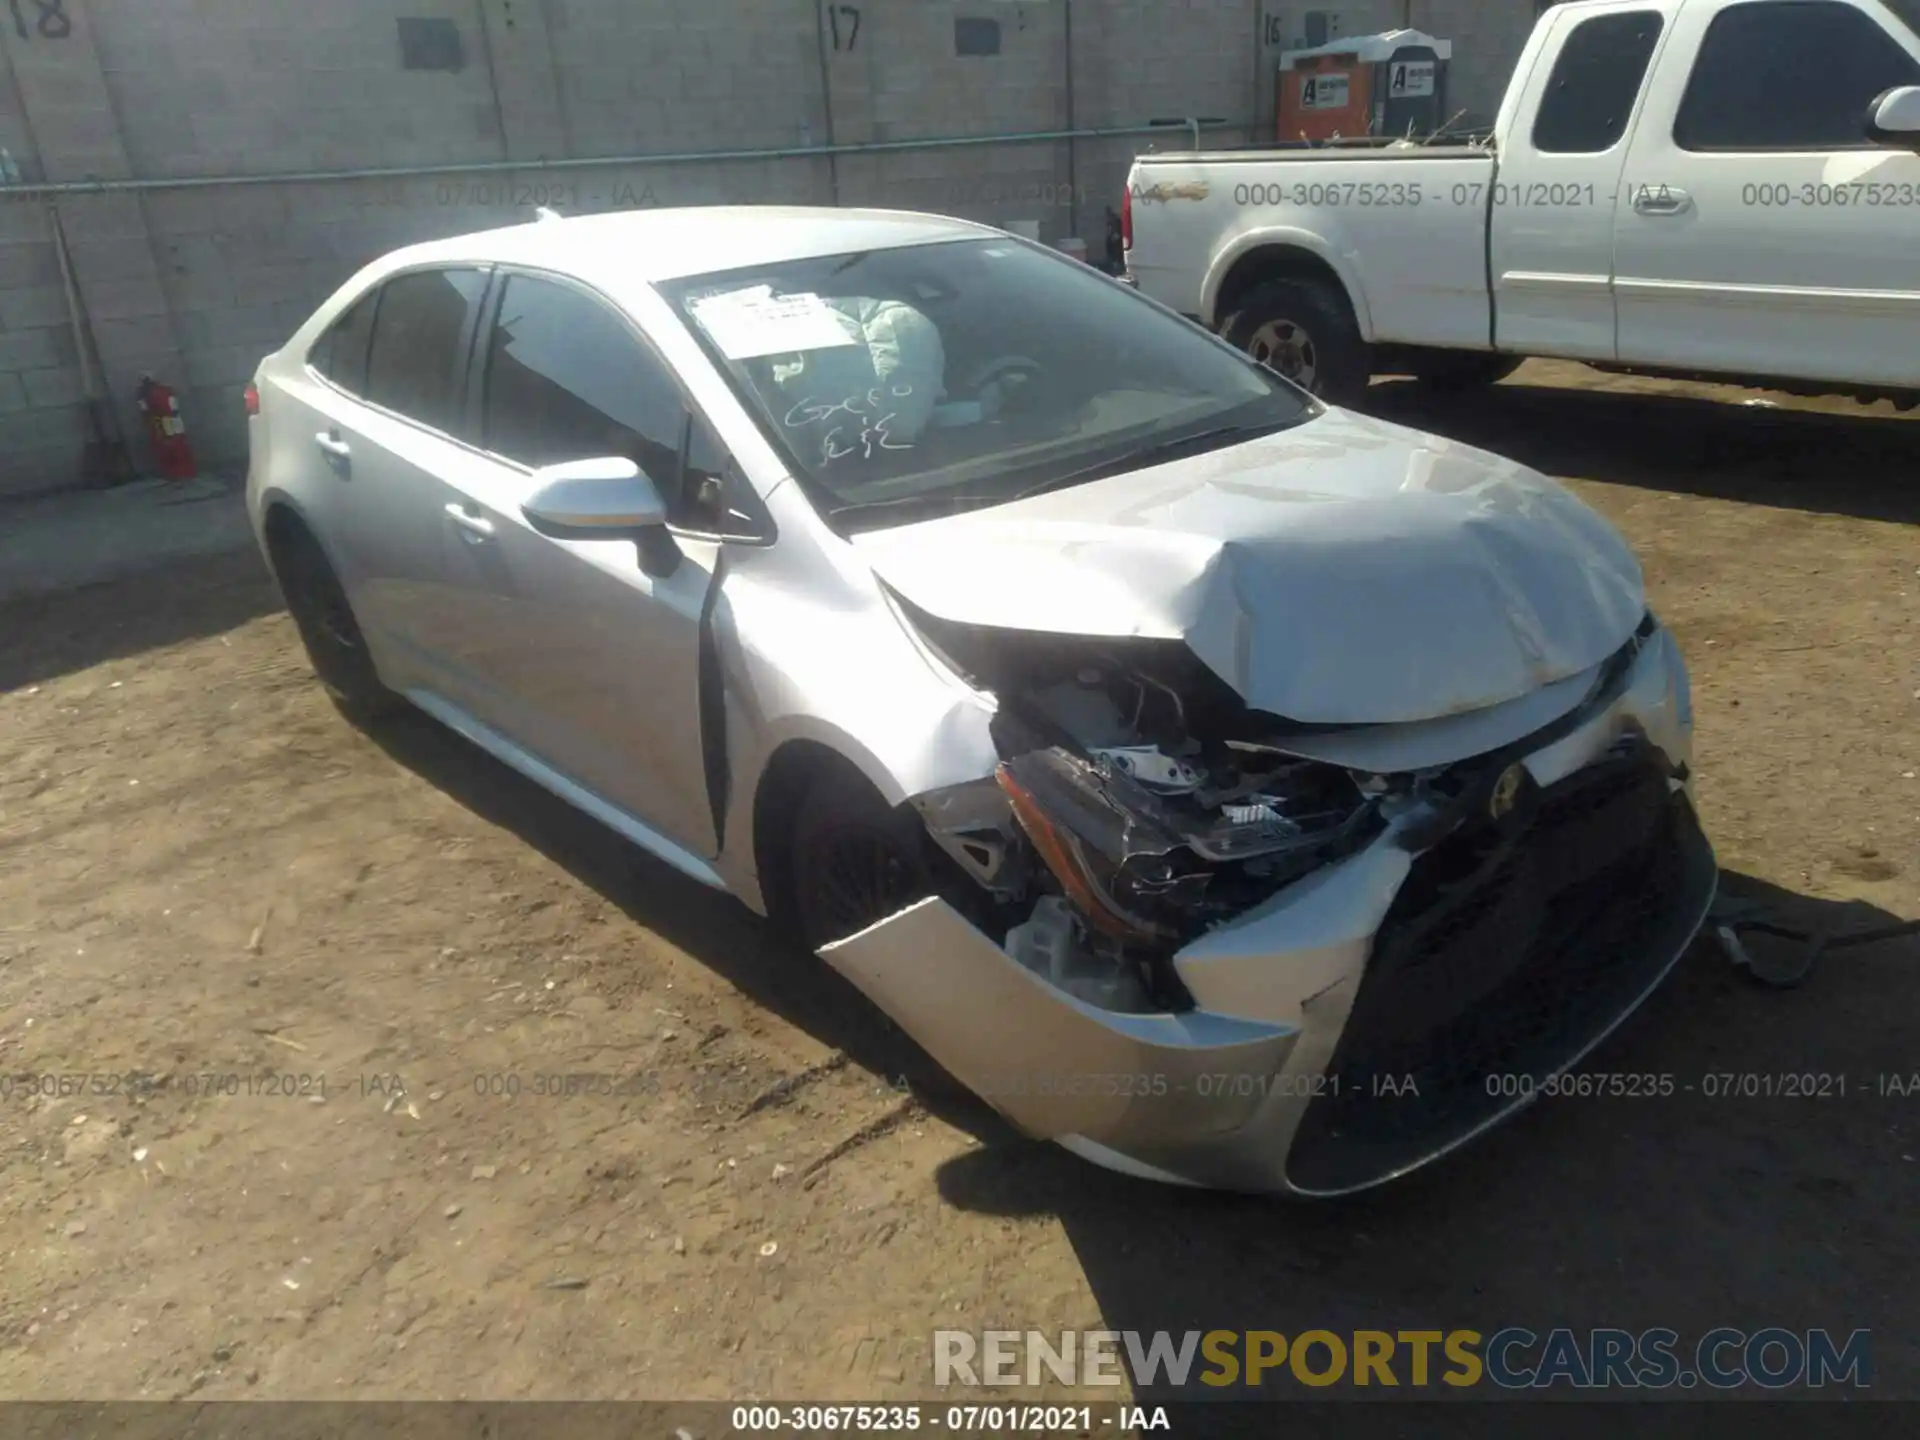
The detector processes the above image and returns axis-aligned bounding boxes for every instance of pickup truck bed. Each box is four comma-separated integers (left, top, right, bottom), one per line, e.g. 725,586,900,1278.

1129,145,1502,364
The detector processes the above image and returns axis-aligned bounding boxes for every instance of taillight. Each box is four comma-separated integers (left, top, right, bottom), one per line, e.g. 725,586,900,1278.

243,382,260,417
1121,183,1133,251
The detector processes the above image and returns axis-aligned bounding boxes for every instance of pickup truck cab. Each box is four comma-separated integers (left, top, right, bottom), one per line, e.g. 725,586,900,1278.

1124,0,1920,407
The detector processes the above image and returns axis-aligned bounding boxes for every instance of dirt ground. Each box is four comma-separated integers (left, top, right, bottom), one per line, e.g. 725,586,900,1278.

1,360,1917,1416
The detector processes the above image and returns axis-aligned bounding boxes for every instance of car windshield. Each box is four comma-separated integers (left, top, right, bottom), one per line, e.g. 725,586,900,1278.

660,238,1315,533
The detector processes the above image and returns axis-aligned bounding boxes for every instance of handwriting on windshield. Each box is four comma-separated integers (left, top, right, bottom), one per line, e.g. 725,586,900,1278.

822,415,913,462
785,383,917,464
783,383,914,430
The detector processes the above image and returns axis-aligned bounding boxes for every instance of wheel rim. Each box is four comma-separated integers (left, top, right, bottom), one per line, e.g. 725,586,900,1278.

803,824,921,945
1246,317,1319,391
285,547,368,696
313,580,362,654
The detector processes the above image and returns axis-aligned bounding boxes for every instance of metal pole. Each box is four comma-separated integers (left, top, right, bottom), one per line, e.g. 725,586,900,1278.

0,120,1239,199
1063,0,1078,243
813,0,842,205
473,0,513,165
47,201,132,483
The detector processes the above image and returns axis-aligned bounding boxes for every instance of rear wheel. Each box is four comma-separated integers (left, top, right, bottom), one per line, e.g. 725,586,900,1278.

271,524,401,724
1223,276,1370,407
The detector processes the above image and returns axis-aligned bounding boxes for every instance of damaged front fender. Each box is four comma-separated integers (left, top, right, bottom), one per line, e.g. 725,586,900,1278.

819,896,1299,1148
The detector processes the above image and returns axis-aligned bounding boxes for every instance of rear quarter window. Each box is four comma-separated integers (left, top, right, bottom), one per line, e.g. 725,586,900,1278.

311,290,380,396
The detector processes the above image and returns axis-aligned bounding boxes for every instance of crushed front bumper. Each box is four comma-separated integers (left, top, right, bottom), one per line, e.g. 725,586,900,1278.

821,628,1714,1195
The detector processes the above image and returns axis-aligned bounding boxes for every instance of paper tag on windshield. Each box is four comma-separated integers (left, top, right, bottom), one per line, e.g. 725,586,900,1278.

689,287,859,360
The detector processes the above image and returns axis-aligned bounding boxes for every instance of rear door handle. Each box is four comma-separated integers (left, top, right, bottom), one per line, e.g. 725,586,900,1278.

445,503,496,542
315,431,352,459
1632,187,1691,216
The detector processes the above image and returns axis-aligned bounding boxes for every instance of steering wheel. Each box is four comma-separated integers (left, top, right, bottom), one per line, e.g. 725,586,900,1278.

961,355,1048,416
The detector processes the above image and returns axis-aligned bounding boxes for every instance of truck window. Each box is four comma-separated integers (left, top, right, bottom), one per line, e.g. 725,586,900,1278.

1674,0,1920,151
1530,11,1665,153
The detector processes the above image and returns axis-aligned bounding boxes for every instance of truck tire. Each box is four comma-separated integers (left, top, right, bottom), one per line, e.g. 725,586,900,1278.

1223,278,1369,407
1408,351,1524,391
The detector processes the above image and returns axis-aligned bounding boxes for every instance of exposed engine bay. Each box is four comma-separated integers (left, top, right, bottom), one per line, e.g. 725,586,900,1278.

897,593,1400,1015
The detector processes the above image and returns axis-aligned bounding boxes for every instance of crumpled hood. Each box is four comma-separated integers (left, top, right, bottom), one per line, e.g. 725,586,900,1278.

850,408,1646,725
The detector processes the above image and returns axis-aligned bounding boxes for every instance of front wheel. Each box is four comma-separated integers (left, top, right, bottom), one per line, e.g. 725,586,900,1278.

787,762,934,956
1222,277,1370,407
780,761,975,1103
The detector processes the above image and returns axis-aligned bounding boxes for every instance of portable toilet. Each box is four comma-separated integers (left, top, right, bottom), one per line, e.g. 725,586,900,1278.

1277,30,1452,142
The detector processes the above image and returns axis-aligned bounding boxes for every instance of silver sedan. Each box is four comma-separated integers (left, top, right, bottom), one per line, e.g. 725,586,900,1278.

245,206,1715,1196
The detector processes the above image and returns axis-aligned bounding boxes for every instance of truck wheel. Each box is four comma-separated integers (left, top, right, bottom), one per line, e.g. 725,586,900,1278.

1409,352,1524,391
1224,278,1369,407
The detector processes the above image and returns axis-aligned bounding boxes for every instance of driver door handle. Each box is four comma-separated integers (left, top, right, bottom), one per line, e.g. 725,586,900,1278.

315,431,351,459
445,503,495,543
1632,187,1692,216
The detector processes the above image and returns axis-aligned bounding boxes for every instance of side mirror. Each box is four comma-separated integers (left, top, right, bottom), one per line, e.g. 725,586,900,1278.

521,456,681,577
1867,85,1920,147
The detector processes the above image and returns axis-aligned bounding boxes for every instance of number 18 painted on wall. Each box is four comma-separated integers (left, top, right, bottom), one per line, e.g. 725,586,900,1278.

9,0,72,40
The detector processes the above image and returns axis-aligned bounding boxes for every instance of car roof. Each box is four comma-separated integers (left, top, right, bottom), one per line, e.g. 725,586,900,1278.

376,205,1000,289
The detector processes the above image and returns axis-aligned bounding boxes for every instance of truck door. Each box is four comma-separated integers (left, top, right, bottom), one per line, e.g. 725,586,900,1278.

1490,4,1674,358
1612,0,1920,388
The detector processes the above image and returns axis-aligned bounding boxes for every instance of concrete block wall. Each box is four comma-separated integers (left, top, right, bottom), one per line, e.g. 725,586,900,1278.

1076,0,1267,245
0,0,1539,499
1415,0,1539,131
87,0,508,176
0,197,86,501
829,3,1072,238
0,3,157,500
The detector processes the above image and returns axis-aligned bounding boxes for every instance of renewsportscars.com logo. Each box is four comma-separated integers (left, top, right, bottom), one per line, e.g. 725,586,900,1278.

932,1327,1872,1391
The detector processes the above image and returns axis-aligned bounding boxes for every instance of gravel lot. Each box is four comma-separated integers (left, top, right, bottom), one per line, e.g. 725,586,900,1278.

1,361,1916,1419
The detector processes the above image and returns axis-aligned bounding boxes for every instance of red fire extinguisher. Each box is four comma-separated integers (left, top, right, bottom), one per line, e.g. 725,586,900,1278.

137,373,198,481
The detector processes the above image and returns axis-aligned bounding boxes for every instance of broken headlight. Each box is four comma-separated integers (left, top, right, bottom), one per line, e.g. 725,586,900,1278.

995,743,1381,948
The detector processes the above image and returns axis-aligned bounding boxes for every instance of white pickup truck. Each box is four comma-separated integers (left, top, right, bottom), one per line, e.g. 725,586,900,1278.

1124,0,1920,408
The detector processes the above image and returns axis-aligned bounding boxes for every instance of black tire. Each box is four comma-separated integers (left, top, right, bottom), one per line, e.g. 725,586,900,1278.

1223,276,1370,407
1407,351,1524,391
787,761,935,956
780,760,979,1106
271,526,402,724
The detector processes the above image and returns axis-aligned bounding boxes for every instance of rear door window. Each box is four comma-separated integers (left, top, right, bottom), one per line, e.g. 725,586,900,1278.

362,268,489,433
1531,11,1665,154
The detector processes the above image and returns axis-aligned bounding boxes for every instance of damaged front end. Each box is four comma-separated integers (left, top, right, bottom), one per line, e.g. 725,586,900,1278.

910,624,1391,1015
820,590,1714,1195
